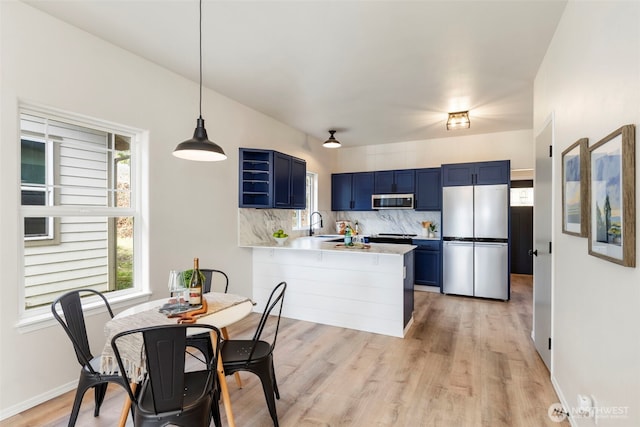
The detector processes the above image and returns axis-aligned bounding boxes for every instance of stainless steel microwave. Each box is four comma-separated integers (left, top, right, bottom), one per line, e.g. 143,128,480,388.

371,194,414,210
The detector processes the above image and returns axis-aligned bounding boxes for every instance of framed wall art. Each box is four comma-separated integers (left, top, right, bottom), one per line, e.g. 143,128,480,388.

562,138,589,237
588,124,636,267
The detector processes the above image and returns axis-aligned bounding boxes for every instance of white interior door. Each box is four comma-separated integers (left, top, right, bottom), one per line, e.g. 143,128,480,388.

533,118,553,370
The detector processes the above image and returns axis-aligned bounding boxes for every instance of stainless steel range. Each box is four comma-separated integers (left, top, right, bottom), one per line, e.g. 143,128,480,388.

369,233,417,244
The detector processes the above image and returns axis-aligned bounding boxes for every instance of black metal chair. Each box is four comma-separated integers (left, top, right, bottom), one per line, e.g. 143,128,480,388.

185,269,229,361
111,324,223,427
51,289,131,427
221,281,287,427
200,269,229,294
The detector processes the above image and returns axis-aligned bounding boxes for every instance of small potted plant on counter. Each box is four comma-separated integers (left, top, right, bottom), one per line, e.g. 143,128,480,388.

428,222,438,238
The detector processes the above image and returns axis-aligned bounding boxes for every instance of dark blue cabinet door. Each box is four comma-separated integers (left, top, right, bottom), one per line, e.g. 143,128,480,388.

352,172,374,210
475,161,510,185
273,152,291,207
442,163,474,186
394,169,415,193
414,247,441,287
374,171,394,193
332,172,374,211
374,170,415,193
331,174,353,211
442,161,510,186
415,168,441,210
290,156,307,209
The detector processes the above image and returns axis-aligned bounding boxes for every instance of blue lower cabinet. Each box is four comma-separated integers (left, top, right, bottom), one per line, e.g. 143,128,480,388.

413,239,441,288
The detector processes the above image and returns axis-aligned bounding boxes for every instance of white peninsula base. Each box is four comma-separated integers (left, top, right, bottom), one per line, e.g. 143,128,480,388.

250,240,415,338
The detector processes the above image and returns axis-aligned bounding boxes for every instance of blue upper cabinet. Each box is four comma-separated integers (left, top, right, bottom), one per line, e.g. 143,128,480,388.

442,160,510,186
415,168,441,210
273,151,306,209
239,148,306,209
374,169,415,193
289,156,306,209
239,148,273,207
331,172,374,211
352,172,375,210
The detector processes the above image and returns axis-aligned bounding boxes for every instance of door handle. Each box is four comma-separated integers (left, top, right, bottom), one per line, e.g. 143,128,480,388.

528,249,538,257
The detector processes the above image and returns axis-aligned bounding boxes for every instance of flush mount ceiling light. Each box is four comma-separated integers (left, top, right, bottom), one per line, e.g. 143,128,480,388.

173,0,226,162
323,130,341,148
446,111,471,131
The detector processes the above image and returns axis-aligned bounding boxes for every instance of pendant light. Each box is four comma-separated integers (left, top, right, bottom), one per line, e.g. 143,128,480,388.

323,130,342,148
173,0,227,162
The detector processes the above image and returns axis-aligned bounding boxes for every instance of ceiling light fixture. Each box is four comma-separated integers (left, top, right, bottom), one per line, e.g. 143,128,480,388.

323,130,341,148
446,111,471,131
173,0,226,162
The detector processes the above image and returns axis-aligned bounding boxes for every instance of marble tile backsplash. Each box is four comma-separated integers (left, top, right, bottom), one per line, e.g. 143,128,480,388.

335,210,441,237
238,208,441,245
238,208,337,245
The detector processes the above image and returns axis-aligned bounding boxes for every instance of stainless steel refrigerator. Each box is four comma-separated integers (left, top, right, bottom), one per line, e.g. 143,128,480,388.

442,184,510,300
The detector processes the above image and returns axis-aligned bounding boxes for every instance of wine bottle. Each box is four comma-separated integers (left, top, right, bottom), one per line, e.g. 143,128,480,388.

189,257,203,306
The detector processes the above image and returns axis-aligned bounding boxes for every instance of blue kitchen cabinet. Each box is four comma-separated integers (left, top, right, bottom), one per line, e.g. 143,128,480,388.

442,160,510,186
239,148,273,207
331,172,374,211
274,151,307,209
374,169,415,194
413,239,441,288
239,148,306,209
289,156,306,209
415,168,441,210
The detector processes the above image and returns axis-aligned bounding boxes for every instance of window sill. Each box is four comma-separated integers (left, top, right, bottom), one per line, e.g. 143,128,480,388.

16,290,153,334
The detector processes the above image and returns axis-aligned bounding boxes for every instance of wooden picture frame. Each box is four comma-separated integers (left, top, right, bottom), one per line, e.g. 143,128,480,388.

588,124,636,267
562,138,589,237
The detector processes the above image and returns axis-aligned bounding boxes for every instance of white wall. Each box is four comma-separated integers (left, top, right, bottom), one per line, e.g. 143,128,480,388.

534,2,640,425
334,129,533,174
0,1,334,417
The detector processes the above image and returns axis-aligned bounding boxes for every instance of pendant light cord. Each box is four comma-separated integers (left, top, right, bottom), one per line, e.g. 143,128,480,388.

199,0,203,118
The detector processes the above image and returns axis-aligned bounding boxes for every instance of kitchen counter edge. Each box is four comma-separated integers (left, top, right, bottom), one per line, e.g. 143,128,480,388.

241,236,416,255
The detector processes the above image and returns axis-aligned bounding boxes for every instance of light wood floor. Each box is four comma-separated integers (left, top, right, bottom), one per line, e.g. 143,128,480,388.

3,274,567,427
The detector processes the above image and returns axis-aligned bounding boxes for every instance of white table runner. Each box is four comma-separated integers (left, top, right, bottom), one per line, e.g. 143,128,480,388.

101,293,250,382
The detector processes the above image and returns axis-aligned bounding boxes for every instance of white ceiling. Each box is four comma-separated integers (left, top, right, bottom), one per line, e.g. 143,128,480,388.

24,0,567,147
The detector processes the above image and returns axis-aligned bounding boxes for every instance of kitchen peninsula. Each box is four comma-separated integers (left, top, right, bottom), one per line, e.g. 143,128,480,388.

245,237,415,338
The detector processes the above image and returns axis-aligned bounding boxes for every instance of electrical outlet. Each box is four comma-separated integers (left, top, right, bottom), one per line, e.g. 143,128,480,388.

577,394,593,418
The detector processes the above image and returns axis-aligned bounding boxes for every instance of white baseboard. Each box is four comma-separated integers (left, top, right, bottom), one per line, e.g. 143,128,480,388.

0,380,77,421
551,374,577,427
414,285,441,293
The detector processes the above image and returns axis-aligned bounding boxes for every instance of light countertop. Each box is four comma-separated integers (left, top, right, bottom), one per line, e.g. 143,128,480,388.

243,236,416,256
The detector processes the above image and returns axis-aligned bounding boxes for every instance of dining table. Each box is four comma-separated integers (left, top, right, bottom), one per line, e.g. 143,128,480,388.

101,292,254,427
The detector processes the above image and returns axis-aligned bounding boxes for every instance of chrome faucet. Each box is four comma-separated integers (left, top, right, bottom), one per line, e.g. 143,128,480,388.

309,211,323,236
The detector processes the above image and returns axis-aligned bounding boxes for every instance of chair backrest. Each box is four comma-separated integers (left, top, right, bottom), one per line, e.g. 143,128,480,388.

51,289,114,371
200,269,229,294
248,281,287,361
111,324,221,414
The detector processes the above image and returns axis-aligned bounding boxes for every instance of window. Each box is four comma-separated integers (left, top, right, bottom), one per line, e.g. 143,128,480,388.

20,107,141,310
21,138,55,240
510,188,534,206
292,171,318,230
